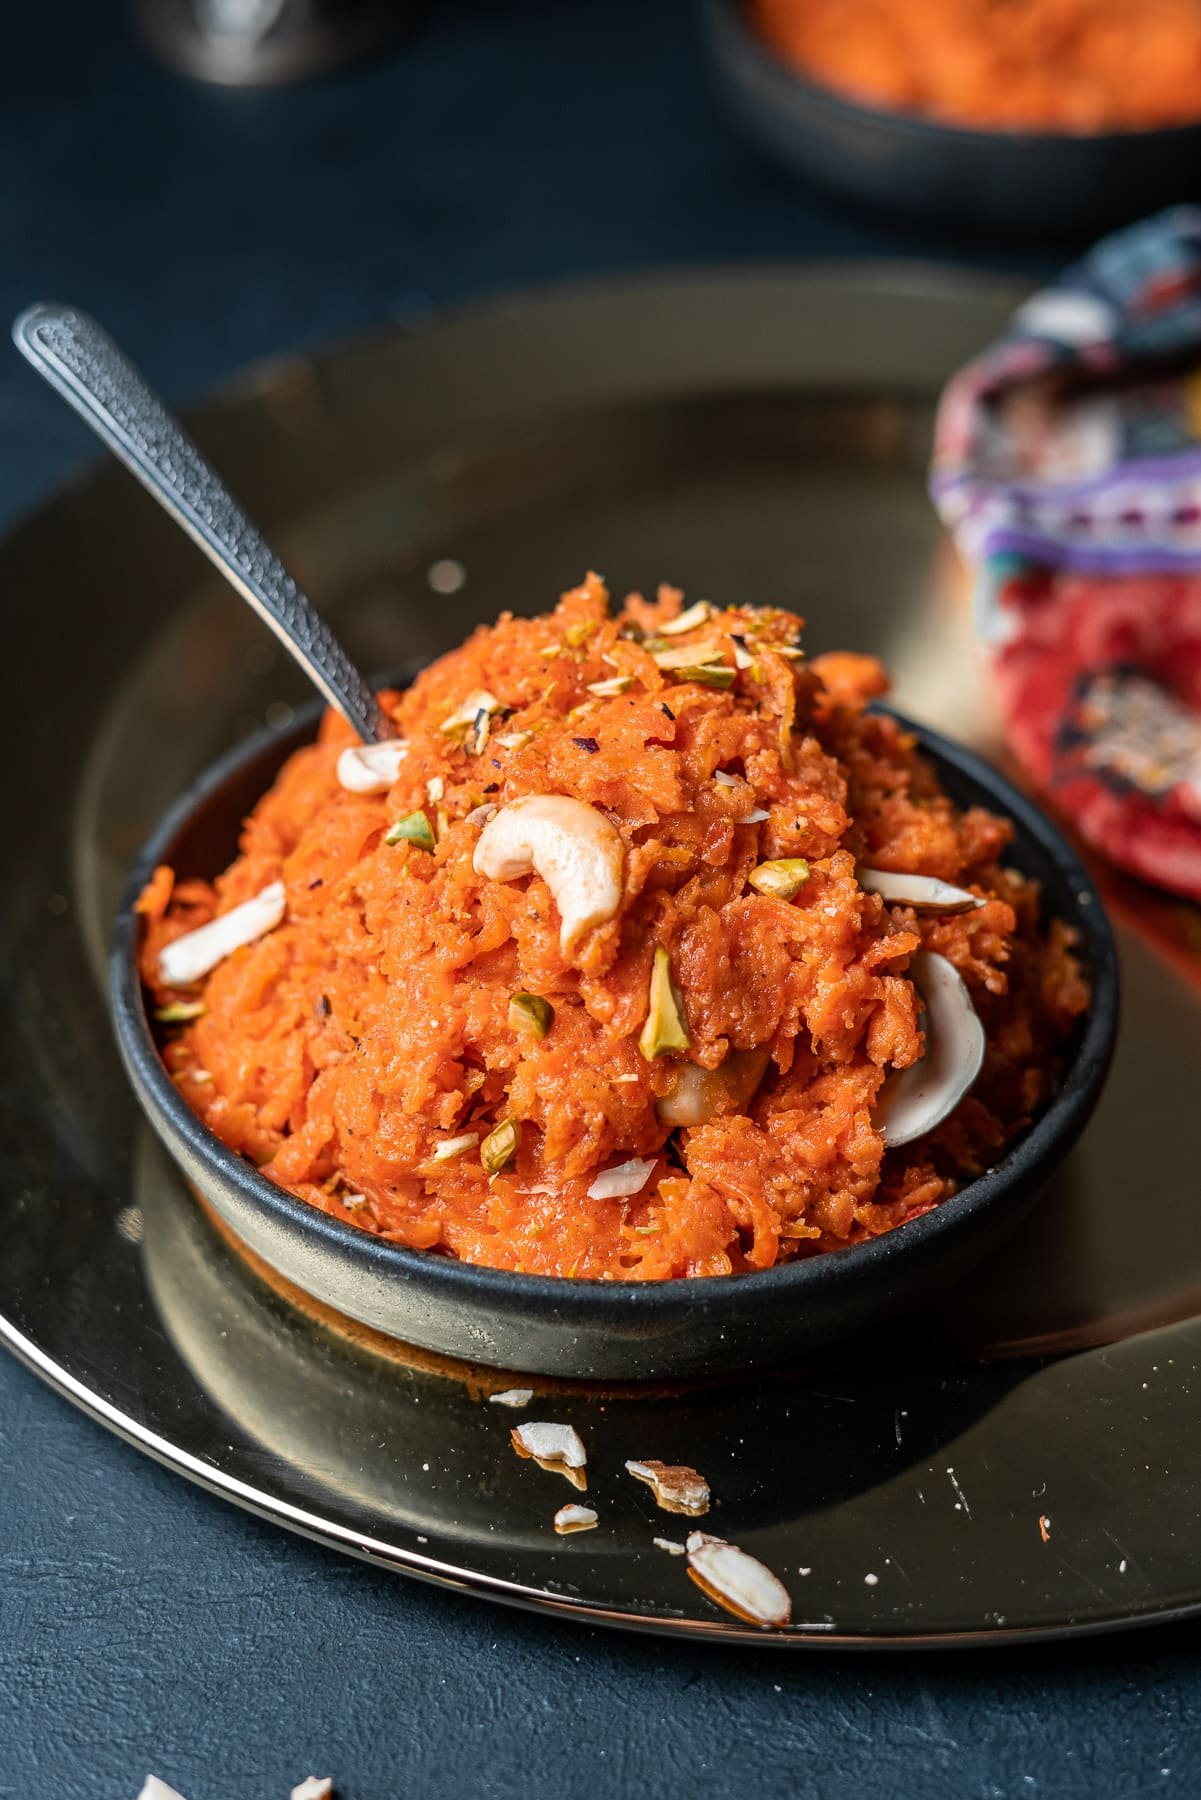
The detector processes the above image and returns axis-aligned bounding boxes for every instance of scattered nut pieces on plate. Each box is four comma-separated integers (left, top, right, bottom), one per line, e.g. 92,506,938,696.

554,1503,599,1534
511,1421,588,1489
684,1533,792,1629
625,1459,711,1516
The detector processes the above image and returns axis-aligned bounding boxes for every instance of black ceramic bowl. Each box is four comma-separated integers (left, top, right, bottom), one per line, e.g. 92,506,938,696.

110,704,1118,1381
704,0,1201,240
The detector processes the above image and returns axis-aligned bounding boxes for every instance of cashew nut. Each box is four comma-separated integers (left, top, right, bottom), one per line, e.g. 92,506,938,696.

472,795,624,955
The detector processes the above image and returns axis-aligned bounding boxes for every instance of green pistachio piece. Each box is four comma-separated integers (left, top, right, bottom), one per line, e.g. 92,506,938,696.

481,1118,522,1175
748,858,811,901
638,946,691,1061
509,992,554,1039
385,810,435,851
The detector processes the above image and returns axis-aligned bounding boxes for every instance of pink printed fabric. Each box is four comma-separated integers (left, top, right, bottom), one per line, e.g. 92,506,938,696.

931,208,1201,902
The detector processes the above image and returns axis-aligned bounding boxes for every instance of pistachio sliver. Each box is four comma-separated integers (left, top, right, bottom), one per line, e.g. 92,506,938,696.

585,675,634,697
441,689,502,738
154,1000,206,1024
748,858,810,901
657,599,714,636
481,1118,522,1175
638,946,690,1060
385,810,435,851
672,663,736,690
650,639,727,670
509,991,554,1039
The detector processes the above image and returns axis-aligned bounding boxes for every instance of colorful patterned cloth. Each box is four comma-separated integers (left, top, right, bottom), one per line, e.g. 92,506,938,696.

932,206,1201,902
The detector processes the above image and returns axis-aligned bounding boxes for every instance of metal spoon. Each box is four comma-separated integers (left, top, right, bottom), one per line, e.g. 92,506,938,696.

11,302,389,744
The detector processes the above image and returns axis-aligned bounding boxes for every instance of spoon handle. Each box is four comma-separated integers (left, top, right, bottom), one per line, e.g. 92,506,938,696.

12,303,388,744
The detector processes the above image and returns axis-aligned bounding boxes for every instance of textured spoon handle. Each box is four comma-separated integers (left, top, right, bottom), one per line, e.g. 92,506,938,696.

12,303,388,744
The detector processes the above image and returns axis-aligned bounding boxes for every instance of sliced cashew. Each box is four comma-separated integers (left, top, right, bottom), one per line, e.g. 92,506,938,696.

877,951,985,1147
858,867,983,914
336,739,409,793
158,881,286,987
473,795,623,955
656,1048,770,1127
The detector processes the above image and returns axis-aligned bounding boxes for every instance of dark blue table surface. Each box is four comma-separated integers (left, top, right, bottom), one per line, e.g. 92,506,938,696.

2,5,1196,1797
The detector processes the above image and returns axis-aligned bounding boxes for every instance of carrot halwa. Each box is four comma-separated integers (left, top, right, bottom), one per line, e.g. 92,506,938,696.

753,0,1201,134
139,578,1088,1281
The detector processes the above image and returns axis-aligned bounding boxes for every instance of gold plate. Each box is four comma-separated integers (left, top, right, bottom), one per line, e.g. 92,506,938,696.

4,268,1200,1644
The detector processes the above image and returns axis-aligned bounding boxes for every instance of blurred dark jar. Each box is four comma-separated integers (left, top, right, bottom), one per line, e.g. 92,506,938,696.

136,0,426,85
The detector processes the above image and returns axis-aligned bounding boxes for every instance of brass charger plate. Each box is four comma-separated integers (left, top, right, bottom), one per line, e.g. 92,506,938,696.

5,267,1201,1647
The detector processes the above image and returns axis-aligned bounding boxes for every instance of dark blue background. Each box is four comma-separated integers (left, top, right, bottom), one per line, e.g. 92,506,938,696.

1,5,1194,1797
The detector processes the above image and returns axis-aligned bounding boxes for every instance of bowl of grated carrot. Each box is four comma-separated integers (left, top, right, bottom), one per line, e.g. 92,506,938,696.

705,0,1201,239
111,578,1117,1378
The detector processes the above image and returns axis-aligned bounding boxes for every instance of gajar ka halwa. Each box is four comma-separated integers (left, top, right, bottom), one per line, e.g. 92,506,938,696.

753,0,1201,134
138,578,1088,1282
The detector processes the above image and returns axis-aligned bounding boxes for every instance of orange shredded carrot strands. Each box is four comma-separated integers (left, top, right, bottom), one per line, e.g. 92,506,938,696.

138,577,1088,1280
753,0,1201,133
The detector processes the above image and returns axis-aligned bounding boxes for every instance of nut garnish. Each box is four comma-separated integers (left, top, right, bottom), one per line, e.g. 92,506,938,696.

673,663,736,690
625,1460,711,1516
858,867,984,914
653,1536,687,1556
384,810,435,851
137,1781,189,1800
488,1387,534,1408
336,739,408,793
441,689,501,738
509,992,554,1039
473,795,625,955
154,1000,206,1024
511,1421,588,1489
432,1132,479,1163
748,858,810,901
481,1119,522,1175
658,599,714,635
638,946,690,1060
554,1503,599,1534
587,1157,656,1201
877,950,985,1147
290,1781,334,1800
656,1048,769,1128
686,1536,793,1629
158,881,286,988
650,639,727,670
586,675,634,697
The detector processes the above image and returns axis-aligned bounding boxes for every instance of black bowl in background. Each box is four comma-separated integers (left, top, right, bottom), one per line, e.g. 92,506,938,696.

109,704,1118,1381
704,0,1201,241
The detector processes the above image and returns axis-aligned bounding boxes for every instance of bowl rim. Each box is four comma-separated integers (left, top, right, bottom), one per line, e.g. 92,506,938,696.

109,701,1119,1321
705,0,1201,152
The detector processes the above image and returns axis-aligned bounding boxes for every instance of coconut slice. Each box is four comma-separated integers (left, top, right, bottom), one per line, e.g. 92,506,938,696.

137,1780,189,1800
511,1421,588,1490
686,1537,792,1629
290,1781,334,1800
587,1157,656,1201
858,867,983,914
877,951,986,1147
157,881,286,987
626,1459,711,1516
336,739,409,794
488,1387,534,1408
654,1536,687,1556
554,1503,599,1534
